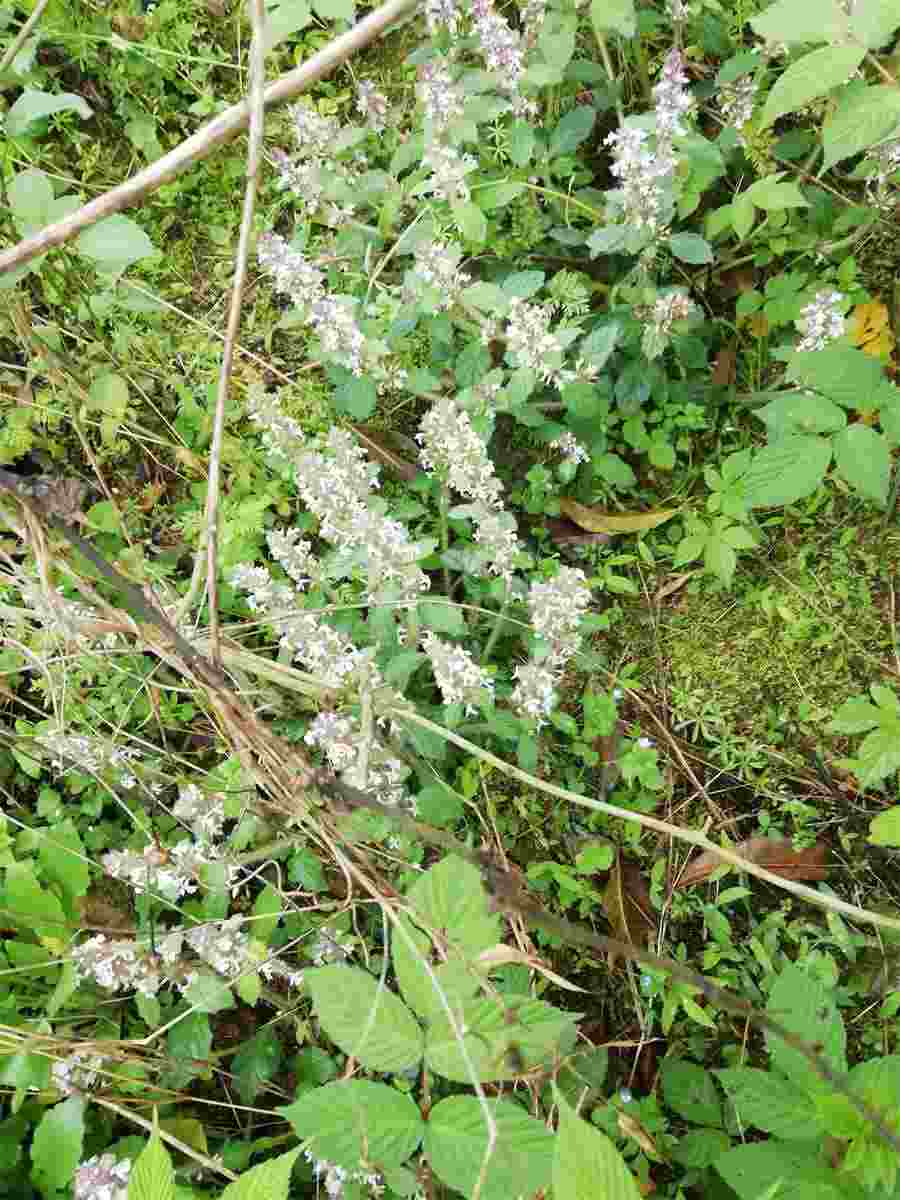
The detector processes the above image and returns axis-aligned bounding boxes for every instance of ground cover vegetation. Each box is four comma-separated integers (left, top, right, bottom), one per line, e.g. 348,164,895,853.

1,0,900,1196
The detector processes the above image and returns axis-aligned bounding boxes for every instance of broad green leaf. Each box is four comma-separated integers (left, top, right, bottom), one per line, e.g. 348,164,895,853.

553,1093,641,1200
538,11,577,70
731,192,756,239
279,1081,423,1167
87,373,129,417
0,1049,50,1090
827,696,882,734
715,1067,821,1139
550,107,596,158
333,373,376,419
30,1096,84,1196
306,965,423,1072
758,392,847,439
425,1096,554,1200
869,807,900,846
476,182,526,211
852,723,900,788
850,0,900,48
219,1148,301,1200
128,1127,175,1200
751,0,850,44
167,1012,211,1063
76,215,154,272
38,820,89,910
590,0,635,37
761,44,865,128
452,200,487,245
2,861,67,940
765,963,846,1094
745,176,808,210
233,1028,283,1105
509,120,536,165
823,84,900,169
425,996,576,1082
660,1059,722,1127
715,1140,857,1200
671,1128,732,1169
182,971,235,1014
250,884,282,944
312,0,355,18
668,232,714,264
743,435,832,508
392,914,481,1026
8,168,53,233
264,0,313,50
6,89,92,137
832,424,891,504
787,344,889,409
405,855,500,959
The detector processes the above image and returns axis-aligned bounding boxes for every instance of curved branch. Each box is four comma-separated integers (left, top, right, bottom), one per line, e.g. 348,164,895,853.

0,0,418,279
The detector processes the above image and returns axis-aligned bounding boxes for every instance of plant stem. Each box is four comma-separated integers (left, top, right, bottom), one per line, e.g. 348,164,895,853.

481,592,510,664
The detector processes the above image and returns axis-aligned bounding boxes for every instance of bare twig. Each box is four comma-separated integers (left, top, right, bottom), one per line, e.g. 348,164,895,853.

203,0,268,666
0,0,50,73
0,0,417,280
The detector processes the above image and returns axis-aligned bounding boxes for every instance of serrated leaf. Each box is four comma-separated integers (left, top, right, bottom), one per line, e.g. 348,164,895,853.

760,44,864,129
660,1060,722,1128
405,855,500,960
76,215,154,272
306,965,423,1072
716,1141,849,1200
425,995,576,1082
745,176,808,210
219,1148,301,1200
30,1096,84,1196
550,107,596,158
823,84,900,169
590,0,635,37
7,89,92,137
233,1028,282,1105
715,1067,819,1139
668,232,714,264
751,0,850,44
452,200,487,245
786,344,889,408
279,1081,423,1167
869,807,900,846
392,914,481,1026
559,498,678,533
765,963,846,1094
128,1127,175,1200
742,435,831,507
850,0,900,48
832,423,891,504
553,1093,641,1200
425,1096,554,1200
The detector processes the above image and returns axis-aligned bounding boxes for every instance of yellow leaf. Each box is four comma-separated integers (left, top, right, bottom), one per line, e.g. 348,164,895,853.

160,1117,209,1156
559,499,678,534
746,313,769,338
848,299,895,360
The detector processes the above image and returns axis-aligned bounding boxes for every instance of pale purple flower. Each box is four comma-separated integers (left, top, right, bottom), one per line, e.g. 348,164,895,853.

356,79,388,132
720,74,758,140
309,295,367,376
652,49,692,166
72,936,166,998
511,661,558,726
304,711,358,771
186,916,250,978
642,289,697,358
527,566,591,666
173,783,226,843
309,925,355,965
73,1154,131,1200
795,290,845,352
422,631,495,712
422,141,478,202
406,239,471,310
471,0,530,112
417,60,465,133
505,297,566,383
550,431,589,466
604,126,670,234
257,233,325,310
471,505,522,581
425,0,460,34
266,528,318,590
418,396,504,507
53,1053,106,1096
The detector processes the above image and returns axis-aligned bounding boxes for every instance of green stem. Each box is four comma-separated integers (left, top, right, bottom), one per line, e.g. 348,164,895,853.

439,483,451,597
481,592,510,665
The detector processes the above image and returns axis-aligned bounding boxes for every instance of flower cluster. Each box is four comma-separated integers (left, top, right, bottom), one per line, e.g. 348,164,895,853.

795,290,846,352
425,0,460,35
304,711,412,810
53,1052,107,1096
642,289,697,359
866,137,900,208
405,239,471,311
417,60,465,134
604,126,672,235
550,431,590,466
103,841,233,903
422,140,478,202
73,1154,131,1200
40,731,142,789
720,73,758,142
304,1149,383,1200
271,102,362,221
422,631,495,713
71,935,172,998
512,567,591,726
652,49,692,169
470,0,531,114
308,925,355,965
505,297,567,384
172,782,227,842
355,79,388,133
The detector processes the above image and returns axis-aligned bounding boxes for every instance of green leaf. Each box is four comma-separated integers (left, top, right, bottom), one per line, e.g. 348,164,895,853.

85,500,121,533
731,192,756,239
850,0,900,48
279,1081,423,1167
306,965,423,1073
414,783,464,827
167,1012,211,1064
312,0,355,17
452,200,487,246
0,1049,50,1091
827,695,882,734
128,1127,175,1200
758,392,847,439
76,215,154,273
869,807,900,846
744,176,808,210
668,233,714,264
715,1067,821,1139
590,0,636,37
553,1093,641,1200
393,915,480,1027
425,1096,554,1200
418,601,466,636
2,861,67,940
765,963,846,1095
182,971,235,1014
251,884,282,944
715,1140,852,1200
30,1096,84,1196
6,89,92,137
333,373,376,420
760,44,865,128
219,1149,301,1200
264,0,313,50
660,1059,722,1127
406,855,500,959
38,820,90,910
743,435,832,507
786,344,889,409
425,996,576,1082
8,168,54,233
823,84,900,169
671,1129,732,1169
550,107,596,157
476,182,526,211
233,1028,283,1105
852,723,900,788
508,121,536,165
832,424,891,504
751,0,850,44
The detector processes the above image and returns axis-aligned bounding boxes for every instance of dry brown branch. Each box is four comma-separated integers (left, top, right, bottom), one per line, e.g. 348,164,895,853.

0,0,50,73
0,0,418,280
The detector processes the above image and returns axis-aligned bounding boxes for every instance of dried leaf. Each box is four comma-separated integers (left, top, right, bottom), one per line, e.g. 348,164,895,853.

601,860,657,966
545,515,613,546
559,499,678,535
848,299,895,361
675,836,829,890
653,572,696,605
618,1112,661,1160
746,312,769,339
352,424,421,482
711,342,737,387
